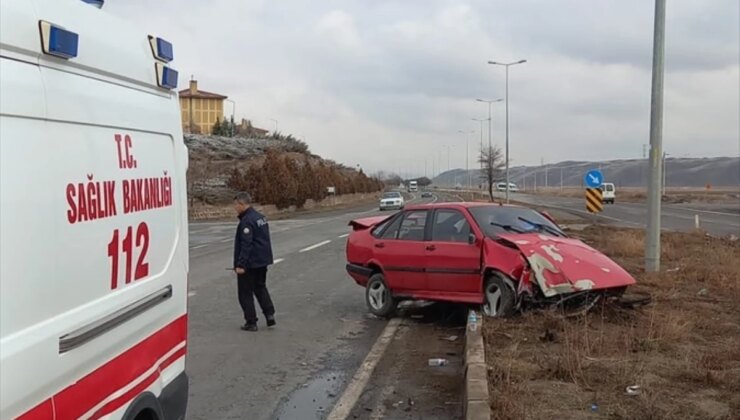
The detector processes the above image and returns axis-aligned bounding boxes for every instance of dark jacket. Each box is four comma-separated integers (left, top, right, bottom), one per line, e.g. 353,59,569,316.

234,207,274,269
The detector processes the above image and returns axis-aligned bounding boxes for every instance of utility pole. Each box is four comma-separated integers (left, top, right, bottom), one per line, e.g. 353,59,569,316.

646,0,667,273
560,167,563,191
542,158,548,189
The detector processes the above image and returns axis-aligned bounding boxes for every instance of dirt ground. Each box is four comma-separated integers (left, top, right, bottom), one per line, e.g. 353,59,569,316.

348,303,466,420
483,225,740,420
531,186,740,204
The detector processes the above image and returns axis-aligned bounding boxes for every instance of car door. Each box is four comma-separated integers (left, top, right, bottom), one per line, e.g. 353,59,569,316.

425,209,481,294
372,210,429,294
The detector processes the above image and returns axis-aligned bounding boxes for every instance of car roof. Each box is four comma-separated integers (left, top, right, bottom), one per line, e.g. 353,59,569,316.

403,202,524,211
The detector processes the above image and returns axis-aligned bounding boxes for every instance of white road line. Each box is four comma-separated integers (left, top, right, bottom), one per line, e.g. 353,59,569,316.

274,258,285,264
187,291,197,297
299,240,331,253
326,318,402,420
219,238,232,243
338,233,349,238
190,244,208,249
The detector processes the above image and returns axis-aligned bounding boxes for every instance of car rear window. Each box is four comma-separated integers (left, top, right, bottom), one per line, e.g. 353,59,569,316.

397,211,428,241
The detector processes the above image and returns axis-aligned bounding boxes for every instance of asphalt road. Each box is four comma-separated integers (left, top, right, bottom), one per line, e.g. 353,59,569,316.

185,193,450,420
508,192,740,236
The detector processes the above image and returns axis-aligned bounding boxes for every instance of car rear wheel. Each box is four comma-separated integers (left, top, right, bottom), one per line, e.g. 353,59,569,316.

366,273,397,317
482,275,515,317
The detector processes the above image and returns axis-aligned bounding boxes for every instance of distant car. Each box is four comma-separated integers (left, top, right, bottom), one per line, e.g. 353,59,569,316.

600,183,615,204
421,191,433,198
346,203,636,317
495,182,519,192
379,192,405,211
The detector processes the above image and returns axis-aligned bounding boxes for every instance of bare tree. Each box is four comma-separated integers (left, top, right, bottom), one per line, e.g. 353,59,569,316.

478,145,504,202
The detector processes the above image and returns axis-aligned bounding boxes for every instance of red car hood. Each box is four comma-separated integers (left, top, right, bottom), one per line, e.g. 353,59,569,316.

492,233,636,297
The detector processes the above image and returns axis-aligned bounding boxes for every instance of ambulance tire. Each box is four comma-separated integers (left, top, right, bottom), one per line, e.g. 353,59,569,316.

122,392,164,420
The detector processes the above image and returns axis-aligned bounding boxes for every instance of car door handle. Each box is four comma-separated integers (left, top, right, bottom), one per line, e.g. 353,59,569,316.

374,242,385,248
426,245,436,251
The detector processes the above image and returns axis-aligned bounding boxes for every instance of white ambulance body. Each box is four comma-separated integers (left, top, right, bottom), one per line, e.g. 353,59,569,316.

0,0,189,419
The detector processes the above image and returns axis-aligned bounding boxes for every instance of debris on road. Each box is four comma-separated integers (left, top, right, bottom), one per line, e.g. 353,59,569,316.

666,266,681,273
427,358,449,367
625,385,641,396
442,335,459,342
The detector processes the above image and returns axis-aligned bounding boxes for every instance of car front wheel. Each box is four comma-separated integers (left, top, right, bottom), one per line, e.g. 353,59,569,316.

365,273,398,317
482,274,515,317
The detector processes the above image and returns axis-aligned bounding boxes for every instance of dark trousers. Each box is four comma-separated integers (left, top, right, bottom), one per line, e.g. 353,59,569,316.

237,267,275,324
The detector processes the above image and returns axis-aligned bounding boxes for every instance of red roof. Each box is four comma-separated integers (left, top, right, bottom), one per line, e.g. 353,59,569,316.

178,89,227,100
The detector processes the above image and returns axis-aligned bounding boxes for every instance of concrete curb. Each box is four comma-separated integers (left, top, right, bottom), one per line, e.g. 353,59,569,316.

464,310,490,420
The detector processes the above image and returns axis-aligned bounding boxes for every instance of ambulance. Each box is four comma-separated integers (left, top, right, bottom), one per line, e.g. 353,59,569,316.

1,0,189,419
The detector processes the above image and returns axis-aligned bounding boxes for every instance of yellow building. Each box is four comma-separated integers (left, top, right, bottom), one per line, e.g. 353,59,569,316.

179,80,227,134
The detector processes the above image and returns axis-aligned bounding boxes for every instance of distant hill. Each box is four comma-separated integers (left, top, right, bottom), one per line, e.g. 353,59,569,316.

433,157,740,188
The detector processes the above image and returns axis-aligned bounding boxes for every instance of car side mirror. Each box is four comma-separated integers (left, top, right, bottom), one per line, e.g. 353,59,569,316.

468,233,477,245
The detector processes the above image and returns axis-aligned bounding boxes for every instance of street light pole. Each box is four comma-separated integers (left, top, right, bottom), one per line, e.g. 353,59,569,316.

646,0,666,273
476,99,503,151
269,118,279,135
488,59,527,203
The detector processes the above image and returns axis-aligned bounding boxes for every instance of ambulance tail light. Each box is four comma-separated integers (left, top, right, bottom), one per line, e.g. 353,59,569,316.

39,21,79,59
148,36,174,63
155,63,179,90
80,0,105,8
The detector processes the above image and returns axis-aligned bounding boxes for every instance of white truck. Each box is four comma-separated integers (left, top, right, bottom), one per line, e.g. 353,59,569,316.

1,1,189,419
408,180,418,192
601,182,616,204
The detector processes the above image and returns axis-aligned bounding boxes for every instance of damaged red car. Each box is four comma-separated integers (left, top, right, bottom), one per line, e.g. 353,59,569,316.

345,203,636,317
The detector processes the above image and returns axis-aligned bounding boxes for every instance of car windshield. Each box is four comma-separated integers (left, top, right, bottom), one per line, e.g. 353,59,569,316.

469,206,565,237
383,192,401,198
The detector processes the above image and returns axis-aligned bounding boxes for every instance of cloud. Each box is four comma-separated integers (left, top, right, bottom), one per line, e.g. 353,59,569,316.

105,0,739,174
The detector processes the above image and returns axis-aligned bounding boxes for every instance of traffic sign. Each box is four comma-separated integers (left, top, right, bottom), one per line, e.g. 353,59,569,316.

584,169,603,188
585,188,603,213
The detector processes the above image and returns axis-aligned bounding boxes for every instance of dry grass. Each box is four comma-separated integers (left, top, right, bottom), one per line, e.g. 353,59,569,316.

532,187,740,204
484,226,740,420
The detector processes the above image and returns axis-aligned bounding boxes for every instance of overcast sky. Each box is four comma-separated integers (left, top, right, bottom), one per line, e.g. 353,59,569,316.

107,0,739,176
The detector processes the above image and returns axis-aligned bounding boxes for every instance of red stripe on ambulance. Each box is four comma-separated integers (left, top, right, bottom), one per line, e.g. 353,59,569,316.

17,315,187,420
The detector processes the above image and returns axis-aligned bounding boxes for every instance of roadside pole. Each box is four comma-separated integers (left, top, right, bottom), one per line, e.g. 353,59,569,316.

646,0,666,272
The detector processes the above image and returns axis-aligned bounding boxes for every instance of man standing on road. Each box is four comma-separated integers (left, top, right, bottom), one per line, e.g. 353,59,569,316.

233,192,276,331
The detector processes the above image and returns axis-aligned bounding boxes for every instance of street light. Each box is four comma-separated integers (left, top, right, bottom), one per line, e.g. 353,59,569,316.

476,98,503,151
458,129,475,188
269,118,279,135
224,99,236,136
443,145,451,185
488,59,527,203
471,118,485,156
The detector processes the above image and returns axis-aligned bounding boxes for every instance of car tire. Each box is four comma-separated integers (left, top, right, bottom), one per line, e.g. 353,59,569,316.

365,273,397,318
482,274,515,318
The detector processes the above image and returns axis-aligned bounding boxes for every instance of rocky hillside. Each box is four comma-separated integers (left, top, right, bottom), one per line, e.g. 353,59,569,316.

186,134,381,206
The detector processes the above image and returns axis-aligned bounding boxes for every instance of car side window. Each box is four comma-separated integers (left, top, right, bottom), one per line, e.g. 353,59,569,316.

396,211,428,241
432,209,471,242
379,214,404,239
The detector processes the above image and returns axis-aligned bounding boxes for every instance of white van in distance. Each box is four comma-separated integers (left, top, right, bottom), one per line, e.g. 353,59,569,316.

1,0,189,419
601,183,616,204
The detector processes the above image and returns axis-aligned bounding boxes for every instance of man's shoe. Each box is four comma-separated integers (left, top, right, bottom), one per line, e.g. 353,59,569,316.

266,316,276,327
241,323,258,332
